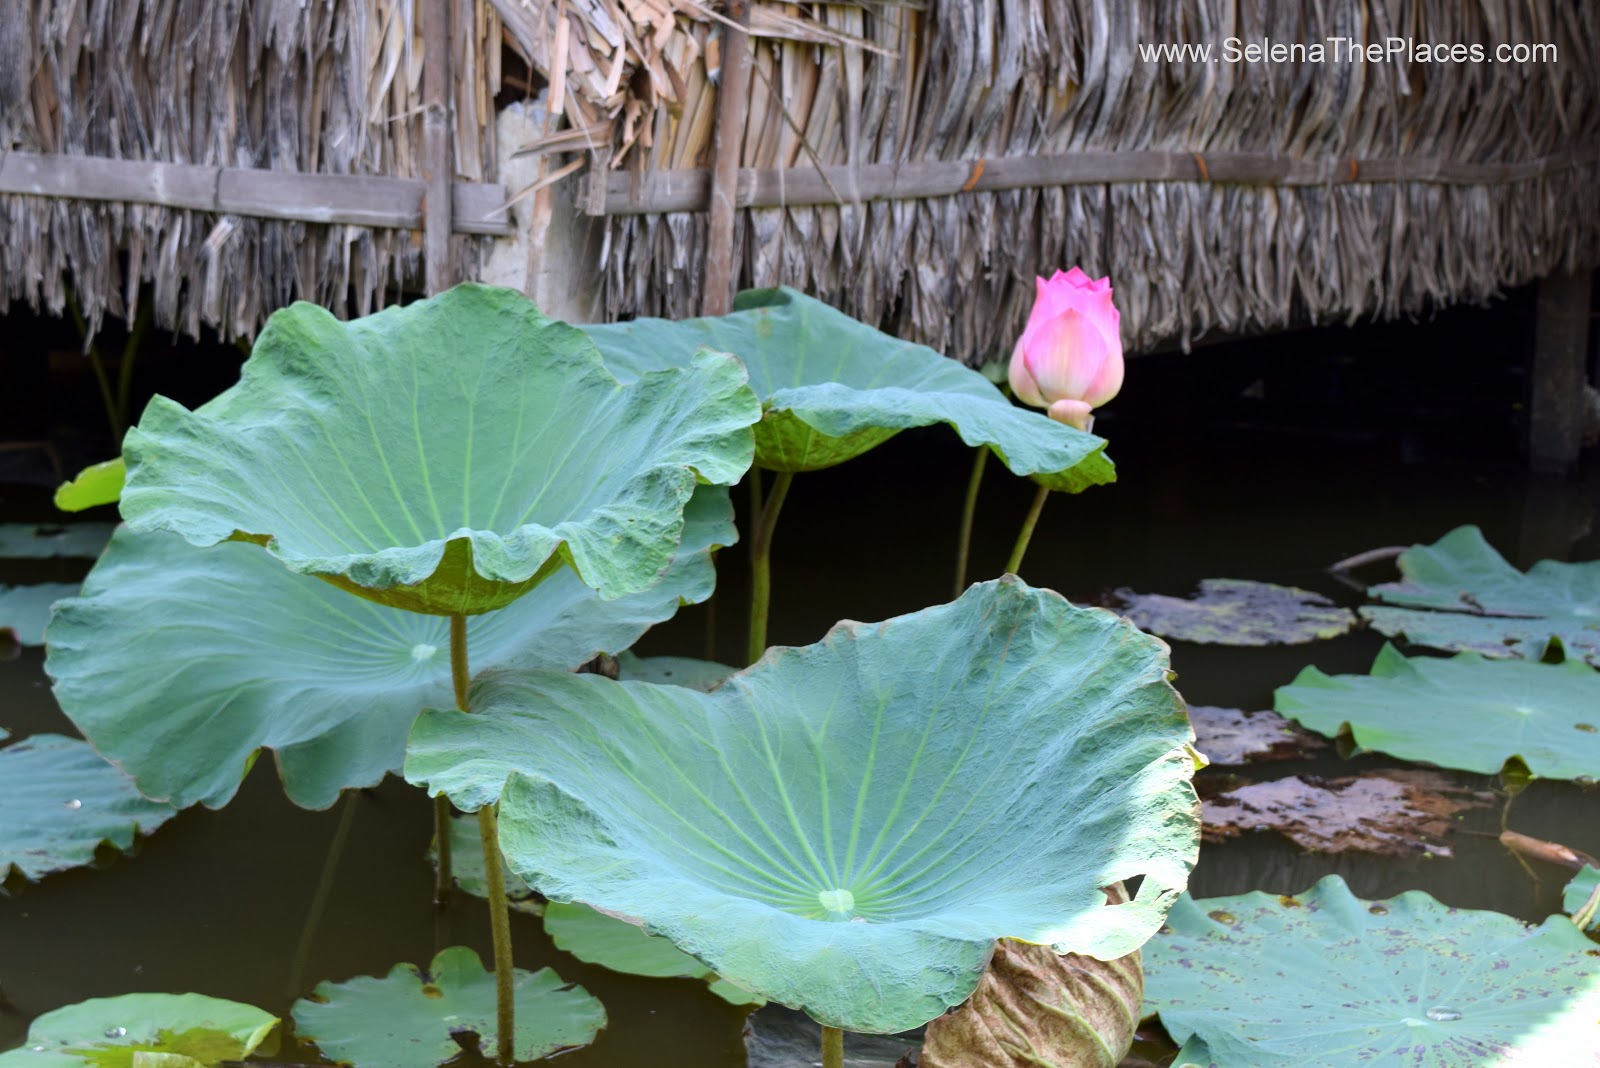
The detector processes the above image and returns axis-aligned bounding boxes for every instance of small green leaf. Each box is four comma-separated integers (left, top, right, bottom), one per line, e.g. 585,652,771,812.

0,523,114,559
1275,645,1600,780
1,584,79,646
545,902,765,1005
431,814,539,910
1116,579,1356,646
0,993,276,1068
1145,876,1600,1067
119,284,758,616
583,287,1114,491
0,732,177,884
292,946,604,1067
1564,866,1600,932
53,459,126,513
613,651,735,691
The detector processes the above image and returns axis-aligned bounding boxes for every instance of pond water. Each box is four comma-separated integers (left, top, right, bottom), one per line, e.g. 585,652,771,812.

2,305,1596,1065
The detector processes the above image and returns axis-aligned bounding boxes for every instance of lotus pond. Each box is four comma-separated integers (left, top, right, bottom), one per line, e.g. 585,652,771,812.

1,286,1598,1068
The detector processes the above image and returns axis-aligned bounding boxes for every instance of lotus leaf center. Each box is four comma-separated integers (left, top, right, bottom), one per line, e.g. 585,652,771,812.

411,643,439,662
817,888,856,917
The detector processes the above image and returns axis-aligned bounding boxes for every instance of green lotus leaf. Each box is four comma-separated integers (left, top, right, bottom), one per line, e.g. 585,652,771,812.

0,523,114,559
1143,876,1600,1067
46,486,731,810
0,732,177,885
1565,866,1600,932
1116,579,1356,646
1361,525,1600,666
119,283,758,615
0,992,277,1067
432,812,539,910
613,651,736,691
582,287,1113,491
292,946,604,1067
1274,644,1600,780
1,584,79,646
406,577,1200,1033
53,458,126,513
544,900,765,1005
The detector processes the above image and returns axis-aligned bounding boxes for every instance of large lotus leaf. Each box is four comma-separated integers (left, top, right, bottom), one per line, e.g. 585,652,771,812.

1274,645,1600,780
53,458,125,513
1144,876,1600,1066
119,283,758,615
1362,525,1600,665
0,523,114,558
406,577,1200,1034
1,584,79,646
46,486,732,810
582,287,1113,491
1116,580,1356,646
0,993,277,1068
292,946,604,1067
0,732,177,884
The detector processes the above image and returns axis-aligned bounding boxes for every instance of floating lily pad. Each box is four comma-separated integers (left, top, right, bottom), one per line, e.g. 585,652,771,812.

0,992,277,1067
407,577,1200,1034
1201,770,1493,857
120,284,758,615
0,584,79,646
1115,580,1356,646
1565,867,1600,933
1187,706,1327,765
0,523,114,559
53,458,126,513
582,287,1113,491
293,946,604,1067
1275,645,1600,781
613,652,735,691
47,485,730,810
1144,876,1600,1067
0,731,178,884
545,901,764,1005
1362,526,1600,666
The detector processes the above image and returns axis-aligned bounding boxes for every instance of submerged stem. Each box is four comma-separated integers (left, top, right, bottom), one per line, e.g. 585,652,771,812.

1004,483,1051,575
746,469,795,666
286,790,359,997
821,1025,844,1068
478,804,517,1065
953,446,990,596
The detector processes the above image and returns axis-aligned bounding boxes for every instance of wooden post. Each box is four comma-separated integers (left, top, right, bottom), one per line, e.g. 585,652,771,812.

422,0,454,295
1528,271,1593,471
702,0,752,316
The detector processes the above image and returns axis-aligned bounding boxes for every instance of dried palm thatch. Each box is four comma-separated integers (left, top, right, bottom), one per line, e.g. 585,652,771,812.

2,0,503,341
500,0,1600,360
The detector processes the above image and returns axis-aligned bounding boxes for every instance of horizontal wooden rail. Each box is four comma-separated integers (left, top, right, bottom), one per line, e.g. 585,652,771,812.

583,147,1599,216
0,151,513,236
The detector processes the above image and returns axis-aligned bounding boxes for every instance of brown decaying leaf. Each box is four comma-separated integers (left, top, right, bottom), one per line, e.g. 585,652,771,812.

1187,705,1326,765
1202,770,1495,858
921,886,1142,1068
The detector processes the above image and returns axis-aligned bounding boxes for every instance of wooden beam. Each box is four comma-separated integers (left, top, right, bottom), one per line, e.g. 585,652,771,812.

1528,270,1594,472
581,147,1600,216
702,0,752,317
0,151,511,236
421,0,454,294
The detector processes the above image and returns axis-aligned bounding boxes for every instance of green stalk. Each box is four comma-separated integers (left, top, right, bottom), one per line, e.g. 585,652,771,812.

449,614,516,1064
746,469,795,666
1005,483,1051,575
952,446,990,596
821,1025,844,1068
113,301,151,438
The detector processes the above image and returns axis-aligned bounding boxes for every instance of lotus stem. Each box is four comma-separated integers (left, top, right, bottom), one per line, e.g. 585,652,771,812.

433,614,471,907
821,1025,844,1068
478,803,517,1065
747,469,795,666
1005,483,1051,575
953,446,990,597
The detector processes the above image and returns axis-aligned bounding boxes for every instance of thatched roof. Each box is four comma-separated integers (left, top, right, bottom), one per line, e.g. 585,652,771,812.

498,0,1600,359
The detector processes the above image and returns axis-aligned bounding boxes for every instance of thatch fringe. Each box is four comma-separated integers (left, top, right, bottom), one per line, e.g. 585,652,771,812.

503,0,1600,359
3,0,502,341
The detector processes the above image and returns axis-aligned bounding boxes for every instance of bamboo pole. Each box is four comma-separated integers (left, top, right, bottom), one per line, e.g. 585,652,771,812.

702,0,753,315
422,0,455,295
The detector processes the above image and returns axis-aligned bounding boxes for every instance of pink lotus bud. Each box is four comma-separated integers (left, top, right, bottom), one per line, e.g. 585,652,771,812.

1007,267,1124,431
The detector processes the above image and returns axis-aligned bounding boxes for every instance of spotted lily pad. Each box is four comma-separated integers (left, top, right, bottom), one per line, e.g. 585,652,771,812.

292,946,604,1067
544,902,764,1005
0,523,114,558
1201,770,1493,857
47,485,730,810
1565,867,1600,933
1,584,79,646
53,458,126,513
1144,876,1600,1067
1361,526,1600,666
1115,580,1355,646
1275,645,1600,781
0,992,277,1067
119,283,758,615
406,577,1200,1034
0,731,177,885
1187,706,1327,765
582,287,1113,491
